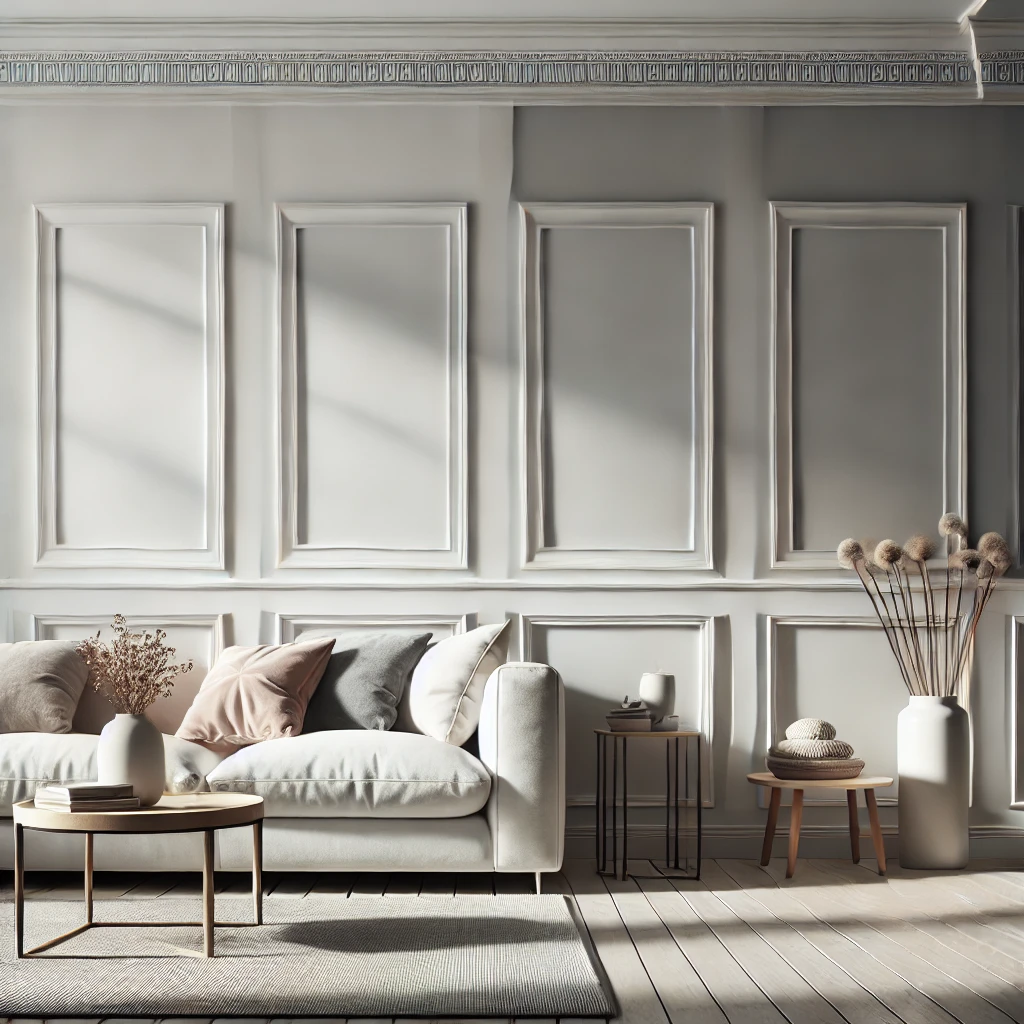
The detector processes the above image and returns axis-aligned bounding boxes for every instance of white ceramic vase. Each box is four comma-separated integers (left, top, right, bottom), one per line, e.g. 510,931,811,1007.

897,695,969,869
638,672,675,724
97,713,165,806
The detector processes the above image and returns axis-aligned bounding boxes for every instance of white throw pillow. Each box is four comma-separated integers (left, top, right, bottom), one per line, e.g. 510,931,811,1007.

399,621,510,745
164,735,225,794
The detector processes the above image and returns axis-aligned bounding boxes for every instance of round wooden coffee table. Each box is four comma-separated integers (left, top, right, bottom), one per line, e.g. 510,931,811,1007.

747,773,894,879
12,793,264,959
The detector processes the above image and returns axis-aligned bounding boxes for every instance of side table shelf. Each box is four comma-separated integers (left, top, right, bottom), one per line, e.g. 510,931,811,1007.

595,729,703,881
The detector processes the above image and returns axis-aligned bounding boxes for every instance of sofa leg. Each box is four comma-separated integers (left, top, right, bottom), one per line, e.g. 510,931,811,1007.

535,871,542,895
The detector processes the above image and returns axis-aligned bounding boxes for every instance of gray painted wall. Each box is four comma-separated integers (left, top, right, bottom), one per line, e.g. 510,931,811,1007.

3,103,1023,858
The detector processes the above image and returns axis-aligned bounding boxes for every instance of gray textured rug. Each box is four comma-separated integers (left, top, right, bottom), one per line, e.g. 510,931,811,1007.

1,894,614,1018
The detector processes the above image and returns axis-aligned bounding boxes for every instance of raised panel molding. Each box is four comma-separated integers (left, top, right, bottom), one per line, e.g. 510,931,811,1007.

764,614,975,808
1014,205,1024,570
275,612,475,643
30,612,225,734
770,201,966,570
35,202,225,570
519,613,715,807
1011,616,1024,810
519,202,714,571
276,202,467,570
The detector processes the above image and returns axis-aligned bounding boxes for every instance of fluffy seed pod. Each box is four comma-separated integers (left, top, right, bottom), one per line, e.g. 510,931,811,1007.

949,548,982,571
903,534,937,562
939,513,968,539
978,559,995,580
837,538,864,569
874,540,904,570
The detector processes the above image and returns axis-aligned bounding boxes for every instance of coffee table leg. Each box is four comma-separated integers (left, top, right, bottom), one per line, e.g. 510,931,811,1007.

253,820,263,925
203,829,215,957
865,789,887,875
846,790,860,864
84,832,94,924
760,788,781,866
14,822,24,958
786,789,804,879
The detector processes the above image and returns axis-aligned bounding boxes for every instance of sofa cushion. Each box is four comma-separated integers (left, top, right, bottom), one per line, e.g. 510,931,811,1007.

299,630,432,732
0,641,90,734
398,622,510,746
0,732,225,814
175,638,335,755
205,730,491,818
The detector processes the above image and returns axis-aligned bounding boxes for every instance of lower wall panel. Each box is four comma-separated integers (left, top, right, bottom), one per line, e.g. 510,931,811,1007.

3,583,1023,860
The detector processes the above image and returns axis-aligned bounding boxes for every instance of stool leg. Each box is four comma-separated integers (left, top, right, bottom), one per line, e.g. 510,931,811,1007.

760,788,781,866
865,789,886,875
786,789,804,879
846,789,860,864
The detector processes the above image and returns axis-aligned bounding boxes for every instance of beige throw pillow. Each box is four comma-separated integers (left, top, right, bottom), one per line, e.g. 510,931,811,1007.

0,641,89,734
175,638,334,755
399,622,510,746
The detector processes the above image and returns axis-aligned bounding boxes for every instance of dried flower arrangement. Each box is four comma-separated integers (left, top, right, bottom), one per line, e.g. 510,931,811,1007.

837,515,1011,699
76,614,194,715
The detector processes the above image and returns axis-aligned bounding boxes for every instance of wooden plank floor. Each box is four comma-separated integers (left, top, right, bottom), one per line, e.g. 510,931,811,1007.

5,858,1024,1023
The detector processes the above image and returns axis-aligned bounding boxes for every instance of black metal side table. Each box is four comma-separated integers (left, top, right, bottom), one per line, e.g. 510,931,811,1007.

595,728,702,881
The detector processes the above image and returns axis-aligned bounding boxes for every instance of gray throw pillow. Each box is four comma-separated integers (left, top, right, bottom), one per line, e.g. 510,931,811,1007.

301,631,433,732
0,641,90,734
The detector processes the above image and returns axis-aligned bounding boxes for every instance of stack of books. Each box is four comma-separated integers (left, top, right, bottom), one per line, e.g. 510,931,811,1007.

606,700,653,732
33,783,140,812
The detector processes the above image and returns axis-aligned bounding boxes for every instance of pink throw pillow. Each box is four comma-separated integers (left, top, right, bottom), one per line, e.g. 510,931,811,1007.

175,638,334,754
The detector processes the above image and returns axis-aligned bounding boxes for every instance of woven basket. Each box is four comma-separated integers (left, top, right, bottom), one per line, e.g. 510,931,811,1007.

765,756,865,781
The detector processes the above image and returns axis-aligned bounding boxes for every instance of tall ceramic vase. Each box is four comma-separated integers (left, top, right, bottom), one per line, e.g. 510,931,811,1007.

897,696,969,869
97,713,165,807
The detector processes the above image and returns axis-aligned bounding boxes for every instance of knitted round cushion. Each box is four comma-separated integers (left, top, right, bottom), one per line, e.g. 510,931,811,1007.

766,756,865,781
784,718,836,741
770,737,854,759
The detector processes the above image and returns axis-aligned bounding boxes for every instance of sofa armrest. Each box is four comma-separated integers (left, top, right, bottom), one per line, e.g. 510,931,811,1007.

477,661,565,873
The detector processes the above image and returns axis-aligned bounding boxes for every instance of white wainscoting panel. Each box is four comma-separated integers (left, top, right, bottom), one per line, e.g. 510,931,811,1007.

275,612,475,643
1011,616,1024,809
30,613,225,735
770,202,966,569
520,614,714,807
519,202,713,571
765,615,913,805
35,203,224,569
277,202,467,569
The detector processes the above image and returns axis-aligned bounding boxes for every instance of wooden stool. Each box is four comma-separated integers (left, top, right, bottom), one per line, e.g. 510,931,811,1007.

747,772,894,879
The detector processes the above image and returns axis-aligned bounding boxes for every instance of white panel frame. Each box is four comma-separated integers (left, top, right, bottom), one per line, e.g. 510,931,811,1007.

1011,615,1024,810
765,613,975,808
275,611,476,643
276,202,468,570
519,202,714,571
35,202,225,570
30,612,225,656
770,201,967,570
519,613,715,807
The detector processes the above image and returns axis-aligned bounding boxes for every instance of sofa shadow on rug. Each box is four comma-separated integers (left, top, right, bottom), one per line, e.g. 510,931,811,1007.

276,913,569,953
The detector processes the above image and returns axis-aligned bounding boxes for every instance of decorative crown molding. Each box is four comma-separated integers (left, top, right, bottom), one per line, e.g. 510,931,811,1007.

0,49,979,99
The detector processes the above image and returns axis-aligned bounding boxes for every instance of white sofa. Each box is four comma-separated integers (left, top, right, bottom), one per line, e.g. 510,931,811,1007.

0,662,565,890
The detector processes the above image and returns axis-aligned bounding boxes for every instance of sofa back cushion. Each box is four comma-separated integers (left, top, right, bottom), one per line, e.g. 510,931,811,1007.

397,622,510,746
175,639,335,755
299,630,432,732
0,641,90,734
206,730,491,818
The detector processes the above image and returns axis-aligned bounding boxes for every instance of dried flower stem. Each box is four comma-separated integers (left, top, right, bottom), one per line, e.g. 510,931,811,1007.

76,614,193,715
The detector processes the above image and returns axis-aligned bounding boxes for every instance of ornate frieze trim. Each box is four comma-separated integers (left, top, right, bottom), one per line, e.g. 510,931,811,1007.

979,51,1024,87
0,50,976,90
